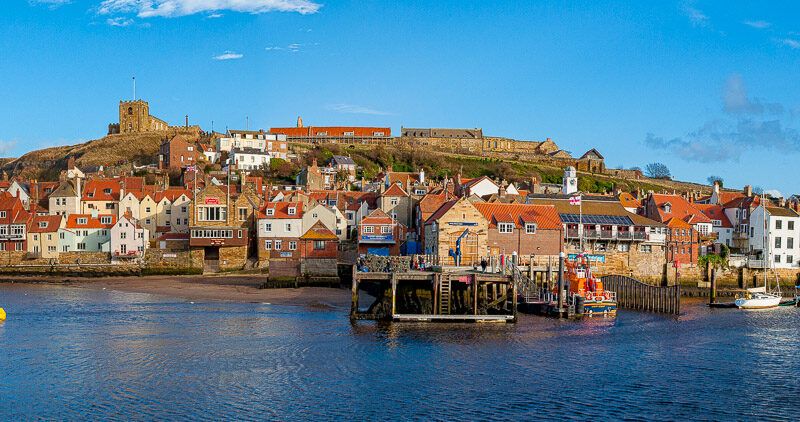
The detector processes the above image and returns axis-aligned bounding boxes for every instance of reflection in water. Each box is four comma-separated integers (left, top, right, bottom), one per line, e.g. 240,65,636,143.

0,286,799,420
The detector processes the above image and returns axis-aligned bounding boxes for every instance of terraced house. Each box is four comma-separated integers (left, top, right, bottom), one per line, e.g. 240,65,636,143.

27,215,63,259
58,211,116,253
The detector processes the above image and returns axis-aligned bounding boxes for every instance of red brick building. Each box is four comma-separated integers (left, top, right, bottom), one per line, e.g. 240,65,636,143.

665,218,698,265
300,221,338,259
158,134,200,171
358,209,405,256
473,203,563,261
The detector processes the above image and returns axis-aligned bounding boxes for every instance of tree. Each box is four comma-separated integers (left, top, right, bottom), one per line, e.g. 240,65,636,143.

753,186,764,195
707,175,724,187
644,162,671,179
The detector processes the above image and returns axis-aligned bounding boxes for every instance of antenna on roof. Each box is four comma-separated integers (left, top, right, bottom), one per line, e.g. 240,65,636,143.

132,76,135,100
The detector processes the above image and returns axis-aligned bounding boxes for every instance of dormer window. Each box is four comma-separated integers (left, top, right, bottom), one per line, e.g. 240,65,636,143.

288,207,296,216
38,222,48,229
77,217,88,225
88,192,95,198
266,209,274,216
525,223,537,234
104,188,111,195
663,202,672,213
100,216,111,224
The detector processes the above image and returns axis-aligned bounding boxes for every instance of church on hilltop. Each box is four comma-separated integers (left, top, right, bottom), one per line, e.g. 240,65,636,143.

107,98,201,137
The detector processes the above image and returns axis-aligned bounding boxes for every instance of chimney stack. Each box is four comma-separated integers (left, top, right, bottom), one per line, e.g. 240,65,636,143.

713,180,720,195
744,185,752,198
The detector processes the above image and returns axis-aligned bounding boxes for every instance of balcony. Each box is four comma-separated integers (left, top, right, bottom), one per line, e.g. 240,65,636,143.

633,232,648,241
584,231,599,239
566,229,579,238
617,231,632,240
600,230,614,239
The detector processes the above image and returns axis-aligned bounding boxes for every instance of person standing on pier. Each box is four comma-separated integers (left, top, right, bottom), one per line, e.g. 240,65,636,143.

481,258,488,273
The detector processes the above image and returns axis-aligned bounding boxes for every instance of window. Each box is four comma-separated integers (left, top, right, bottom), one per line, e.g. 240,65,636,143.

288,207,296,215
381,226,391,234
788,256,794,264
498,223,514,234
145,218,151,225
289,241,297,251
275,240,282,250
790,221,795,231
38,222,48,229
77,217,88,225
789,238,795,249
313,240,325,250
145,207,151,213
264,223,272,232
390,198,398,206
181,206,187,213
776,219,782,230
120,244,127,254
77,243,86,250
776,237,782,248
105,203,115,210
47,234,52,241
238,207,248,221
525,223,537,234
595,243,607,251
188,146,193,151
640,245,652,253
264,240,272,250
121,232,127,239
775,255,781,263
165,221,170,226
59,232,65,240
285,223,292,232
166,209,171,215
101,216,111,224
266,208,274,216
364,226,374,234
48,246,56,252
198,206,226,222
617,244,630,252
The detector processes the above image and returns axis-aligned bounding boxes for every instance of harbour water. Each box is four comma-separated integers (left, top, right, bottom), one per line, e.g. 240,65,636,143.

1,283,799,421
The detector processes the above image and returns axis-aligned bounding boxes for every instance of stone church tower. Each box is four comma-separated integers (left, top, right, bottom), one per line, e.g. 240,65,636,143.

116,100,169,133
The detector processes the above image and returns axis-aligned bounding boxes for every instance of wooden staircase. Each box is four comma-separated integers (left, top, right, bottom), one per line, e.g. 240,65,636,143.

439,277,451,315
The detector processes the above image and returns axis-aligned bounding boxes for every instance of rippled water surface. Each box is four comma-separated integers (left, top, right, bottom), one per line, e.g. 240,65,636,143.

1,284,800,421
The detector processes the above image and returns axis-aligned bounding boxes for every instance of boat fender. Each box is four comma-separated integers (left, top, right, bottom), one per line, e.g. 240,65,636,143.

0,307,5,321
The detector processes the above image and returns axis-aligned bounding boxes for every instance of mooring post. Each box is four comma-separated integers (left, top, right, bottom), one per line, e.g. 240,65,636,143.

473,274,479,315
391,273,397,317
350,264,359,319
433,273,439,315
557,252,565,316
710,268,717,305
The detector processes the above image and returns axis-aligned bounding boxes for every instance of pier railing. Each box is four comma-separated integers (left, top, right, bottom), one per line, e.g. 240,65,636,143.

600,275,680,315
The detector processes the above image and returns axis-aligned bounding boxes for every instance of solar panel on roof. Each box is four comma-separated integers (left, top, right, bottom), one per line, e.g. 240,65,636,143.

559,214,633,225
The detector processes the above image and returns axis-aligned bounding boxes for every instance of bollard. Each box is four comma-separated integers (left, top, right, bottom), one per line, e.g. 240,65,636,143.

710,268,717,305
557,252,565,316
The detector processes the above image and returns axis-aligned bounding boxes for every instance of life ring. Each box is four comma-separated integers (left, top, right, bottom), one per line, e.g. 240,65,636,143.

604,291,612,301
585,292,594,301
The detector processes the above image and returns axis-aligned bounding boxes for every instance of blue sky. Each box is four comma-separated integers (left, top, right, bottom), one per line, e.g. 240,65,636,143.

2,1,800,195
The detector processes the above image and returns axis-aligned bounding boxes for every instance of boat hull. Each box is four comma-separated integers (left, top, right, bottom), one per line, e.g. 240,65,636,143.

583,301,617,315
734,295,781,309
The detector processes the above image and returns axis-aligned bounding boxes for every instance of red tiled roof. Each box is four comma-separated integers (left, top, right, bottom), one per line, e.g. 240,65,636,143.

260,201,303,219
270,126,391,137
28,215,62,233
361,208,396,225
82,180,122,201
65,214,117,229
665,217,693,229
382,183,408,197
650,194,711,225
473,203,562,230
300,221,337,240
723,195,759,209
718,191,746,205
619,192,641,208
155,189,191,202
157,232,190,241
425,199,459,225
693,204,733,228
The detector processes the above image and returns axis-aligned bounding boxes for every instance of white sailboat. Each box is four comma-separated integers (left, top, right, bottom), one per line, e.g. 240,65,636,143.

735,197,782,309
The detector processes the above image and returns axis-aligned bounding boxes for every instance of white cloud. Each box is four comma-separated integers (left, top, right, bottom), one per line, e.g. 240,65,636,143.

98,0,322,18
106,17,134,26
744,20,771,29
213,51,243,60
29,0,71,5
326,104,391,116
265,46,282,50
0,140,16,155
206,13,223,18
684,6,709,27
779,38,800,49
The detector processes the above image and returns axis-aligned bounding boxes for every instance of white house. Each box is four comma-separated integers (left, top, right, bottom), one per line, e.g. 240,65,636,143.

216,129,287,156
229,148,271,171
749,205,800,269
110,215,148,261
303,203,347,241
59,211,115,253
200,144,220,164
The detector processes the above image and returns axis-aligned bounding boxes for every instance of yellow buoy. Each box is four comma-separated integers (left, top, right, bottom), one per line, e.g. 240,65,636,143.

0,307,5,321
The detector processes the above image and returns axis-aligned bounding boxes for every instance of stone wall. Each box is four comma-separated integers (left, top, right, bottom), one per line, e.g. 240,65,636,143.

59,251,111,265
145,249,194,270
218,245,247,271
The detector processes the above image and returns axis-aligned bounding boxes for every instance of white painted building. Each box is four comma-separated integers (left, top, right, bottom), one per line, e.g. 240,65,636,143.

110,215,149,261
749,205,800,269
229,148,271,171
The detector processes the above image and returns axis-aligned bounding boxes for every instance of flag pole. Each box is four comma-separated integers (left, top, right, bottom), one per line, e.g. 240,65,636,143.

579,194,583,253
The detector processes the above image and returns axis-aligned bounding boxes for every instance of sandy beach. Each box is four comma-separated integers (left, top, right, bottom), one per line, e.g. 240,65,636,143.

0,275,353,308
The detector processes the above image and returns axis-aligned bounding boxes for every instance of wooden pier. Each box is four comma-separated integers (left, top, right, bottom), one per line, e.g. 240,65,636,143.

350,267,517,323
600,275,680,315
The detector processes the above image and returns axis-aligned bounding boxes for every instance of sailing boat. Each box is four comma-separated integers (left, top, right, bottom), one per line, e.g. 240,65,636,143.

735,197,782,309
